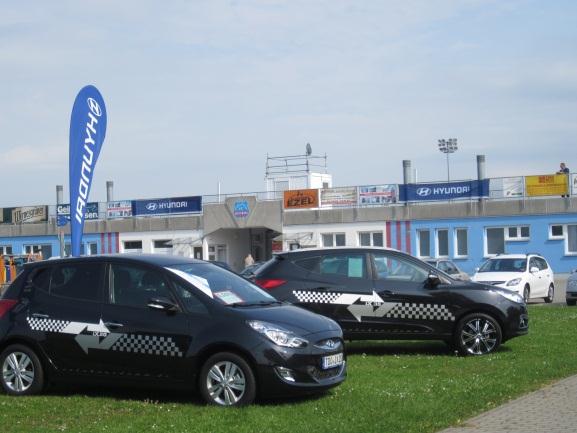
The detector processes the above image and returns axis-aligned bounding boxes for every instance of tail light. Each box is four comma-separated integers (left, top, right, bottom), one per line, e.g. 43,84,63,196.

255,279,287,290
0,300,18,319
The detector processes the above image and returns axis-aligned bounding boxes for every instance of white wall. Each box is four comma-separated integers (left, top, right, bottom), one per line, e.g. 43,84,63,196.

119,230,203,257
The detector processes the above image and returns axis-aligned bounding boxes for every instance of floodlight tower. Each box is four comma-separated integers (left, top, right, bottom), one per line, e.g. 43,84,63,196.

438,138,458,183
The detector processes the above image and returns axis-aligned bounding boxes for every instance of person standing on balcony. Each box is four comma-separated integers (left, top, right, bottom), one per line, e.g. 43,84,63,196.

558,162,570,198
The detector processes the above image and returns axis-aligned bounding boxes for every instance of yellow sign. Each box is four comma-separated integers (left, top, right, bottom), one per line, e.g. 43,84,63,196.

525,174,568,196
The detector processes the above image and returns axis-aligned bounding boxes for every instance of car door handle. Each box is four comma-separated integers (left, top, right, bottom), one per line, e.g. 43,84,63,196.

381,290,395,296
31,313,50,319
104,322,124,329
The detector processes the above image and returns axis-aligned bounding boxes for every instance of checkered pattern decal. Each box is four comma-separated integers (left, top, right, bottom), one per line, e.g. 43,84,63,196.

293,290,341,304
385,303,455,321
112,334,183,358
27,317,70,333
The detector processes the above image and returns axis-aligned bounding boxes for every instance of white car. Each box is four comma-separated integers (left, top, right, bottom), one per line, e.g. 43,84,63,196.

471,254,554,303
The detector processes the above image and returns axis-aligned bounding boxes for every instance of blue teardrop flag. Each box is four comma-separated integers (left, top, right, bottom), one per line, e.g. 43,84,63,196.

69,85,107,257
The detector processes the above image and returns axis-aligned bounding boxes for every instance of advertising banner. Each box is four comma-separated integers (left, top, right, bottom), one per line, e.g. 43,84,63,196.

489,177,524,198
57,202,99,220
132,196,202,216
525,174,568,197
106,201,133,219
321,187,357,207
358,184,397,205
11,206,48,224
571,174,577,196
283,189,319,209
69,85,107,256
399,179,490,202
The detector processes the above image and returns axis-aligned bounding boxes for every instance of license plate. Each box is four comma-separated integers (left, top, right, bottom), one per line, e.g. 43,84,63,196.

322,353,343,370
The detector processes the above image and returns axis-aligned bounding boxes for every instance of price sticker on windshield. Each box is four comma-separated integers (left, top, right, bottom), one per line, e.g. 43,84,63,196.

214,291,243,305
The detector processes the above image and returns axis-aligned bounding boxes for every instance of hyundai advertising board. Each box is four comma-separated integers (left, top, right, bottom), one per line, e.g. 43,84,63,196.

399,180,489,202
132,196,202,216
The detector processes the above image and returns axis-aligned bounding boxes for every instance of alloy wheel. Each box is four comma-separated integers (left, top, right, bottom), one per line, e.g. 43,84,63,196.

2,351,35,393
206,361,246,406
460,317,498,355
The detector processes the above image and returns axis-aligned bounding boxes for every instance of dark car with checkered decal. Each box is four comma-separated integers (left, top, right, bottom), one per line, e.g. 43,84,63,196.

254,247,529,355
0,255,346,406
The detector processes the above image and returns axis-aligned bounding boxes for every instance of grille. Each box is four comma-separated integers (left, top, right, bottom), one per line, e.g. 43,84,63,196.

309,365,343,381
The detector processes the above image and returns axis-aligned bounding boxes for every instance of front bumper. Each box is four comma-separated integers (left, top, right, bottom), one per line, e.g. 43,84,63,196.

566,291,577,301
254,330,347,398
503,304,529,341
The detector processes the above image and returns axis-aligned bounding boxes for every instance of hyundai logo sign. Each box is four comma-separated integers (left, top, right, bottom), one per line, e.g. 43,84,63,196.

416,187,431,196
146,203,158,211
87,97,102,117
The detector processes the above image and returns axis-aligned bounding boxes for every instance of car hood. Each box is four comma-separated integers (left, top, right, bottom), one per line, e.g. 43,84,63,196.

232,304,341,336
472,272,522,283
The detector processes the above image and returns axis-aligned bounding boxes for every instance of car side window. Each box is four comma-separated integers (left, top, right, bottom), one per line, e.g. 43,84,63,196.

437,261,450,273
537,258,548,270
28,267,51,292
50,263,102,302
294,254,366,278
445,262,459,274
529,258,538,270
110,264,175,308
170,278,208,315
373,254,429,283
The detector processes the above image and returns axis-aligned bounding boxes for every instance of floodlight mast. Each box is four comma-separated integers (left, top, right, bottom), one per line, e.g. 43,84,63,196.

438,138,458,183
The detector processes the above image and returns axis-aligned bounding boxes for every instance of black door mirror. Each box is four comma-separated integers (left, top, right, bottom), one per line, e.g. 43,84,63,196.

427,273,441,288
147,297,179,313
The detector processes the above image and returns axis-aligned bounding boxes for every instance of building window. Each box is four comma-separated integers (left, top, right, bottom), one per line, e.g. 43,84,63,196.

358,232,384,247
567,225,577,255
123,241,143,253
549,224,564,240
0,246,13,255
505,226,530,241
485,228,505,256
153,239,173,254
417,229,430,258
322,233,345,247
88,243,98,255
208,245,227,262
24,244,53,259
436,229,449,257
455,228,468,258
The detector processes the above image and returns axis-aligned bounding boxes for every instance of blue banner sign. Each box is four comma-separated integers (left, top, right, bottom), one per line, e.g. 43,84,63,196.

131,196,202,216
69,85,107,256
399,180,489,202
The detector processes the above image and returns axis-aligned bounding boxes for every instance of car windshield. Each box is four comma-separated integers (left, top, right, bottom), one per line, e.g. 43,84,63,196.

478,258,527,273
166,262,277,306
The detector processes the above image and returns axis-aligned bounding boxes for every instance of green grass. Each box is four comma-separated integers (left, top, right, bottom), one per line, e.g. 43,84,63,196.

2,305,577,433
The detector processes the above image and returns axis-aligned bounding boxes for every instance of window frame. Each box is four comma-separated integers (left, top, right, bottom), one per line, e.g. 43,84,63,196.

416,229,431,258
321,233,346,248
454,227,469,258
435,228,449,258
357,231,384,247
549,224,565,240
505,225,530,241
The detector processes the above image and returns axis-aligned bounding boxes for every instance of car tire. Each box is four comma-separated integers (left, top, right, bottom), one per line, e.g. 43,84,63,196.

567,300,576,306
199,352,256,406
544,284,554,303
0,344,45,396
523,285,530,303
454,313,502,356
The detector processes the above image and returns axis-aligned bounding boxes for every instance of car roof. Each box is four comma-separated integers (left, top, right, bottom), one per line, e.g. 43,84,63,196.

23,253,205,269
487,254,541,260
275,246,401,256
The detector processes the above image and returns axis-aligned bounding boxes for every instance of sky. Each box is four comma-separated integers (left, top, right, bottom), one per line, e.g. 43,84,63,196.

1,0,577,207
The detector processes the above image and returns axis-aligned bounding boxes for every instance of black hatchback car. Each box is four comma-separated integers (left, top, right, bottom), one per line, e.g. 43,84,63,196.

0,255,345,405
254,248,529,356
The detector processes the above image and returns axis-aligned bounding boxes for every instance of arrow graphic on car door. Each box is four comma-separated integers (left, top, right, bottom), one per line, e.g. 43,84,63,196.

332,291,397,322
75,332,123,354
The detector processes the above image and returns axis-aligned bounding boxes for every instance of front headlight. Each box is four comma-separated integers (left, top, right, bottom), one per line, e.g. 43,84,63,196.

493,289,524,304
247,320,308,348
506,278,522,286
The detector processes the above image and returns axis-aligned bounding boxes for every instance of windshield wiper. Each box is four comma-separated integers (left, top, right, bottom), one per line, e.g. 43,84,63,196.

228,300,282,308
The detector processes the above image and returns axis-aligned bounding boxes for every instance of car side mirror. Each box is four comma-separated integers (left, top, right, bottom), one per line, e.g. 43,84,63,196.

474,267,479,273
427,273,441,288
530,266,539,273
147,297,179,313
